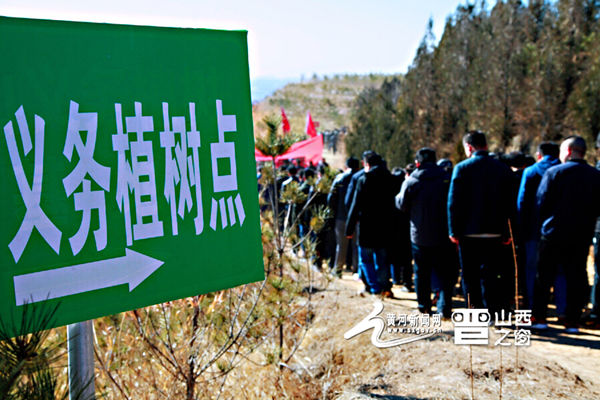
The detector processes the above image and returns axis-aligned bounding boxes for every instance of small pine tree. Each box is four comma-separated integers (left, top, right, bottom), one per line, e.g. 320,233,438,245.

0,302,92,400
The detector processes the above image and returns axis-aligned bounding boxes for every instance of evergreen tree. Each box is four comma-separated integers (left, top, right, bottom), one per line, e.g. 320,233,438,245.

348,0,600,163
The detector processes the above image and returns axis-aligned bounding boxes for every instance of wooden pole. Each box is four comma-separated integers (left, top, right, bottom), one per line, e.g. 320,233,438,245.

507,219,519,383
508,219,519,310
468,294,474,400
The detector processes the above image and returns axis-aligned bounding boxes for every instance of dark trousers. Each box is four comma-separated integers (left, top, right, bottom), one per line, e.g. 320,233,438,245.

390,236,413,287
359,247,391,294
316,225,335,270
411,243,456,317
592,233,600,319
334,219,358,273
533,237,590,325
458,237,509,316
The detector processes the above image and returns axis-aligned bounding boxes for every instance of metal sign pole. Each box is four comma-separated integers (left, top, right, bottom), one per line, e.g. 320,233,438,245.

68,320,96,400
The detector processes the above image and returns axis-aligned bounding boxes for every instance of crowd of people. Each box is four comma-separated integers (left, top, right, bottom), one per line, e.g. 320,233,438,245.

261,130,600,333
322,127,347,155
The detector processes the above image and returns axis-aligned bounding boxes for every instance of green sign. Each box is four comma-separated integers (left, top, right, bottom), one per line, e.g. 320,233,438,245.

0,16,264,332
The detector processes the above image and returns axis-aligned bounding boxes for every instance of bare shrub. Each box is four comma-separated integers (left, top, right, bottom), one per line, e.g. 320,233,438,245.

94,116,336,399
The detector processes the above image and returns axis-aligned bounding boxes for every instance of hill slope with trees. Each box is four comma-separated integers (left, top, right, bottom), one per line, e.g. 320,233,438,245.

346,0,600,168
252,74,398,136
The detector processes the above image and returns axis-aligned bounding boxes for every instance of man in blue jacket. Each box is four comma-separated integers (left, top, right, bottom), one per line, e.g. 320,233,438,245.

397,148,454,317
532,136,600,332
448,131,515,316
516,142,562,310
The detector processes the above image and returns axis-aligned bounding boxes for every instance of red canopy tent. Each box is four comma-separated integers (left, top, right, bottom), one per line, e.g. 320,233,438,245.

255,134,323,167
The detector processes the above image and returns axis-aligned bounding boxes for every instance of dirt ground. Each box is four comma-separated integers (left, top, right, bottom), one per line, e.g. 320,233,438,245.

322,145,348,171
287,147,600,399
289,272,600,400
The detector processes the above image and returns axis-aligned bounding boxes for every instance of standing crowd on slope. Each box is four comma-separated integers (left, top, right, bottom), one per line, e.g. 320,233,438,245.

261,130,600,333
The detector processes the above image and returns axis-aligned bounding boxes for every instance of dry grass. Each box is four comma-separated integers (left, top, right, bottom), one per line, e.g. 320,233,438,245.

161,270,599,399
260,274,600,400
39,253,600,399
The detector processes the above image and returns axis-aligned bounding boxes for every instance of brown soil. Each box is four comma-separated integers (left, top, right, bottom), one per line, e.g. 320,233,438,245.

323,146,348,172
289,273,600,400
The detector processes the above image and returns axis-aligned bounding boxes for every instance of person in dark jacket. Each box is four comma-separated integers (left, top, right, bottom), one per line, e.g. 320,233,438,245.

328,157,360,275
591,161,600,328
313,165,335,271
346,152,395,296
296,168,316,258
344,151,372,209
281,165,300,190
448,131,515,316
516,142,562,310
344,151,371,289
389,167,414,292
397,148,454,317
532,136,600,332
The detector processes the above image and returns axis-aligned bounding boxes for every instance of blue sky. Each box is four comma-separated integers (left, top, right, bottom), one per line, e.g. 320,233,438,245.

1,0,477,99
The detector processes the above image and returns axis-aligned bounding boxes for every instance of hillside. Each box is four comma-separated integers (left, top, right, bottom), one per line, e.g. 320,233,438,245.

252,74,399,137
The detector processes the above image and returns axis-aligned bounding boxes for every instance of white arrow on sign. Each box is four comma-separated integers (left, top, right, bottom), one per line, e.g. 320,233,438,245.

13,249,164,306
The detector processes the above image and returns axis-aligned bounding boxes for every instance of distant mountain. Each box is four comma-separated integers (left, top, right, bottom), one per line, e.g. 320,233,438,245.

252,73,399,136
250,77,298,103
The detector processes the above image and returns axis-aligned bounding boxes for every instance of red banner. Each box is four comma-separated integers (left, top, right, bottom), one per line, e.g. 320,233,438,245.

255,135,323,167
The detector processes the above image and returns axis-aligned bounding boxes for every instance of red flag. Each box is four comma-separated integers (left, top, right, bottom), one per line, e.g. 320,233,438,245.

305,111,317,138
281,107,291,133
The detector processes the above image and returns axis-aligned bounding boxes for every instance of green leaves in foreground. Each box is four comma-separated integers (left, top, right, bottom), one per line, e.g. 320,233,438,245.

0,302,69,400
255,116,307,157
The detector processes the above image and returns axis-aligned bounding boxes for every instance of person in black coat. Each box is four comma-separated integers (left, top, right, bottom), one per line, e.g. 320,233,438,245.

397,148,454,317
532,136,600,332
343,151,371,289
313,165,335,270
344,151,372,209
389,167,414,291
447,131,515,316
328,157,360,274
592,161,600,328
346,152,395,296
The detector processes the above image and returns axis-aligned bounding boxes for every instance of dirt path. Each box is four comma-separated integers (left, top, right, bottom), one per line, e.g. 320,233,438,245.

292,273,600,399
322,147,347,171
